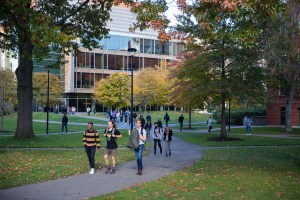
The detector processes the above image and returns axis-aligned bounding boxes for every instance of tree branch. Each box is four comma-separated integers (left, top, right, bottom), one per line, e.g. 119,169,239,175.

52,0,90,27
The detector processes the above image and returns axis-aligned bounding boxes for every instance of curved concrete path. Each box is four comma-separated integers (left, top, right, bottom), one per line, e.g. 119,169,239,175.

0,136,203,200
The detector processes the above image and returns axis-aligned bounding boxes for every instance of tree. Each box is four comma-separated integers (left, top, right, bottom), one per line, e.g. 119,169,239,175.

94,72,130,109
134,66,172,112
32,72,62,108
0,0,113,138
0,69,17,115
265,0,300,132
167,0,272,138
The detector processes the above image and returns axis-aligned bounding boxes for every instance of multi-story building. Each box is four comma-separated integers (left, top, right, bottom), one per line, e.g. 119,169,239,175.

61,4,183,112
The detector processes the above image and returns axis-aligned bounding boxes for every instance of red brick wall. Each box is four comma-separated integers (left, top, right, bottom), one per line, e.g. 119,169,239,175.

266,88,300,126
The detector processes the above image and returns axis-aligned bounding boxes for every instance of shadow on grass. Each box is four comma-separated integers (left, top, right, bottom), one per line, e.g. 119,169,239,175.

207,137,244,141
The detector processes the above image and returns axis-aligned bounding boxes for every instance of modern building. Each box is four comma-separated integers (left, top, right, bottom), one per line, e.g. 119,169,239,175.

61,4,183,112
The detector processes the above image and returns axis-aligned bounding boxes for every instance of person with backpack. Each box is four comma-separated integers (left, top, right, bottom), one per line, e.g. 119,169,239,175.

207,115,213,133
103,120,122,174
164,112,170,126
152,122,163,155
83,122,100,175
178,114,184,131
133,119,146,175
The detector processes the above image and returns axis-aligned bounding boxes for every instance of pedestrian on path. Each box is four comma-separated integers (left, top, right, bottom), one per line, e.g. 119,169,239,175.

164,112,170,126
152,122,163,155
207,115,213,132
245,116,253,136
83,122,100,175
163,126,173,157
103,120,122,174
61,112,68,134
134,119,147,175
178,114,184,131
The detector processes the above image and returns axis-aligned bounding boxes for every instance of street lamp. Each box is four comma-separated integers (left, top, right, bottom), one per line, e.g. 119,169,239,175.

128,47,137,131
46,69,50,135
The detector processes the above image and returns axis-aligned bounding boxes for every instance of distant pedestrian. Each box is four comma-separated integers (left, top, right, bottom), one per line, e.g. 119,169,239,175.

164,112,170,126
245,116,253,136
134,119,147,175
140,115,145,129
144,121,152,140
178,114,184,131
146,114,151,123
83,122,100,175
133,112,137,122
152,122,163,155
103,120,122,174
157,118,163,129
93,108,96,116
61,112,68,134
164,126,173,157
207,116,213,133
87,107,91,116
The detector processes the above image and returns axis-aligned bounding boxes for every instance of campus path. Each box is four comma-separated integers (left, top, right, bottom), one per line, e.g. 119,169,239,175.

0,136,203,200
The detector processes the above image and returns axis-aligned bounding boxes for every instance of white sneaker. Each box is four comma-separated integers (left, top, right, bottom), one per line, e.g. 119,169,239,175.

89,168,95,175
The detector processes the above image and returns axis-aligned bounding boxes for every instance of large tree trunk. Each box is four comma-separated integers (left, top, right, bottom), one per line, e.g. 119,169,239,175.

285,83,295,132
15,39,34,138
188,108,191,128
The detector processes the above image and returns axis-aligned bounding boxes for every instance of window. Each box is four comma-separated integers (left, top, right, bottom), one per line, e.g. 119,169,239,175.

95,53,104,69
77,52,85,67
120,36,129,51
144,39,154,54
107,35,120,50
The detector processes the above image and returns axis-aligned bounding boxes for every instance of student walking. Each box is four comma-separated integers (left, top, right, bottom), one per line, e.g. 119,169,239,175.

207,115,213,133
164,126,173,157
134,119,147,175
152,122,163,155
103,120,122,174
164,112,170,126
61,112,68,134
245,116,253,136
83,122,100,175
178,114,184,131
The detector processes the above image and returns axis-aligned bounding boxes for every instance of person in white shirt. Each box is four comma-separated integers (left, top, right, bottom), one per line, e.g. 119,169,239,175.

152,122,163,155
134,119,147,175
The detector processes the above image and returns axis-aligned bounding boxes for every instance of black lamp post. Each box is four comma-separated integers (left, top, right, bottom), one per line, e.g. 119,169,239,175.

46,69,50,135
128,47,137,131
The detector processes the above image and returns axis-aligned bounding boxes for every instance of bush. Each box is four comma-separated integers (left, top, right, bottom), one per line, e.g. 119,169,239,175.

213,107,266,125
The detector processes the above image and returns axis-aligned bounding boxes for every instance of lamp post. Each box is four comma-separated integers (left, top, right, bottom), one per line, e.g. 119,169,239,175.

46,69,50,135
128,47,137,131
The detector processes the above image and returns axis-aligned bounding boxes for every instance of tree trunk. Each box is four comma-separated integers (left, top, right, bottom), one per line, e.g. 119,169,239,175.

188,108,192,128
220,91,227,138
15,39,34,138
285,83,295,132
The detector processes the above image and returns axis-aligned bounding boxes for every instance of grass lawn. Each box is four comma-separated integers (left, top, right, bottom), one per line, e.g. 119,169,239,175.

174,132,300,147
0,130,132,148
0,149,136,189
96,147,300,200
230,126,300,135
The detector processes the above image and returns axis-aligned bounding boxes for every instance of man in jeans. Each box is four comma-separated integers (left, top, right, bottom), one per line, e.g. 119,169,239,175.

103,120,122,174
134,119,147,175
61,112,68,134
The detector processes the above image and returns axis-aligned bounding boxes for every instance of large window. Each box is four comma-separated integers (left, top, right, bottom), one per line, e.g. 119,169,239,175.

77,52,85,67
144,57,159,68
144,39,154,54
107,35,120,50
120,36,129,51
95,53,104,69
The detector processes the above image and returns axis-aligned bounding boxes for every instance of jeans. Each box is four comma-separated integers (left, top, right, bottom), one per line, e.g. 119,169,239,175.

165,141,171,155
179,122,183,131
85,146,96,168
134,144,144,170
153,139,162,154
246,125,252,134
61,123,68,133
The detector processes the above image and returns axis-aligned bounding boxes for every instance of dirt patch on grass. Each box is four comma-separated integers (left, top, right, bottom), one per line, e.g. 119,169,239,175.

207,137,243,141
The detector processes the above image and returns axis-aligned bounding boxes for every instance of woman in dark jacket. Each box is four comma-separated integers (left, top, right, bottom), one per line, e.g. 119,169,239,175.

163,126,173,157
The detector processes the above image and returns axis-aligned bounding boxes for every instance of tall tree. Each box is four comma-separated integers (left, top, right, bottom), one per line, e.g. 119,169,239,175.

168,0,271,137
94,72,130,109
32,72,62,108
265,0,300,132
0,0,113,138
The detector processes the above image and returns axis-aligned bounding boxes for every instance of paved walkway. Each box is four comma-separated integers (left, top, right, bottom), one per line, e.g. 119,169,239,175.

0,136,203,200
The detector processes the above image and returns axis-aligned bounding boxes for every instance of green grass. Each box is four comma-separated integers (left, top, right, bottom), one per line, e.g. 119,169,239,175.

0,130,132,148
0,149,137,189
230,126,300,135
95,147,300,200
174,132,300,147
